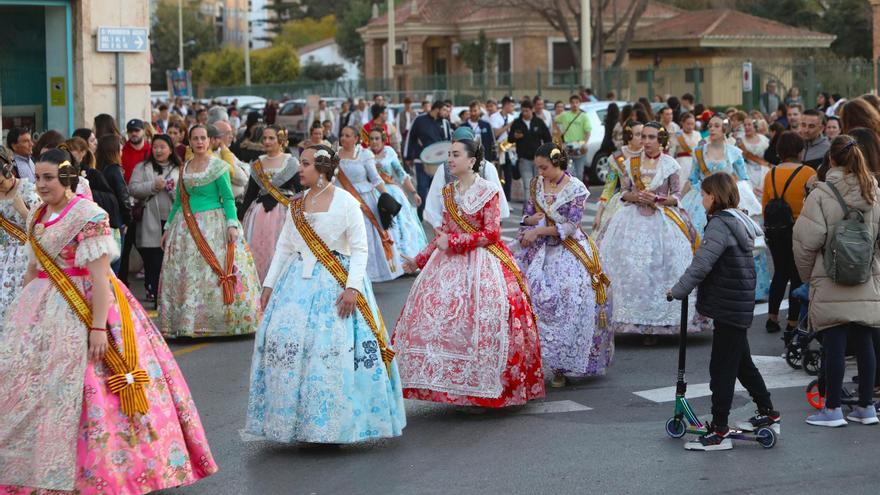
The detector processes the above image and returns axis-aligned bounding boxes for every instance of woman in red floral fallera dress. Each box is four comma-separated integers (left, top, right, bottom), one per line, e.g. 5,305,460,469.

393,135,545,408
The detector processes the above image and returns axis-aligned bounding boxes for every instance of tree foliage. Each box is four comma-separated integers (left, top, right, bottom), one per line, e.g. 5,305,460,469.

335,0,374,67
264,0,350,36
150,0,219,89
300,61,348,81
192,44,300,86
275,15,337,49
459,30,497,74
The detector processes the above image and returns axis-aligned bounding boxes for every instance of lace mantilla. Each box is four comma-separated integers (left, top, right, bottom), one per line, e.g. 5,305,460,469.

182,157,228,187
627,154,681,191
534,177,589,226
450,176,501,215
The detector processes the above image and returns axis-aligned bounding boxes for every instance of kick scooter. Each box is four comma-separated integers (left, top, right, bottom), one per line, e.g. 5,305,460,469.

664,296,777,449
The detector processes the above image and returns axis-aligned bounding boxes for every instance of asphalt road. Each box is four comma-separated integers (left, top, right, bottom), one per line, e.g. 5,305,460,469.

152,186,878,495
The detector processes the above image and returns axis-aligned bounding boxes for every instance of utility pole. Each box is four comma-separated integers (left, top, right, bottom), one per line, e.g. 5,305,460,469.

387,0,396,94
178,0,184,69
580,0,591,89
244,2,251,86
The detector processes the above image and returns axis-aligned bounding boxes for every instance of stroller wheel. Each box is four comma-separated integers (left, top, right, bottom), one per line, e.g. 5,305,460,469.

806,380,825,410
802,350,821,376
784,347,802,370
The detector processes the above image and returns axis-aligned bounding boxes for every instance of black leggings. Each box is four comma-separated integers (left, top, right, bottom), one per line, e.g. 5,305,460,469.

822,324,877,409
139,247,164,298
766,230,801,322
710,322,774,428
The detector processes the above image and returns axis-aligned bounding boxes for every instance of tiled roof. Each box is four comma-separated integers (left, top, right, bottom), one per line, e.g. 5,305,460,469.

368,0,681,27
633,8,834,43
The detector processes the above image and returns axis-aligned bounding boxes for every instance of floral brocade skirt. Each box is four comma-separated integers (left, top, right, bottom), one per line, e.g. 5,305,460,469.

0,277,217,494
158,208,262,338
243,253,406,443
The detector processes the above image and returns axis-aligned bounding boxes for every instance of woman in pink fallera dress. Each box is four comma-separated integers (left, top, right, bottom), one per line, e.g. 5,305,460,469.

0,149,217,494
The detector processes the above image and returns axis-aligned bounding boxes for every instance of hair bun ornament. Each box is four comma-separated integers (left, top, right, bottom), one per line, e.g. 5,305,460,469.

314,149,331,160
550,148,561,158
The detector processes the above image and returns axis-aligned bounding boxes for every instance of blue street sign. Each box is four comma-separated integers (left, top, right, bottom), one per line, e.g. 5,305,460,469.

97,26,149,53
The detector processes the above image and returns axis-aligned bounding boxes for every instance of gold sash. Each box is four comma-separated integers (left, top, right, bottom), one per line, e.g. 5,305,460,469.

676,134,694,157
252,160,291,207
529,178,610,328
629,156,701,253
442,184,536,321
29,205,149,420
290,197,395,375
335,168,396,271
694,148,710,177
0,212,26,243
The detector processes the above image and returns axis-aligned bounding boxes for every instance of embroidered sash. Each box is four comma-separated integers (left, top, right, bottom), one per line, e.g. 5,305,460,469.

694,148,710,177
629,156,701,253
0,212,26,243
335,168,396,271
178,169,236,305
252,160,291,207
529,179,610,328
737,141,771,168
442,184,536,320
612,151,627,176
290,197,394,375
676,134,694,158
29,205,149,419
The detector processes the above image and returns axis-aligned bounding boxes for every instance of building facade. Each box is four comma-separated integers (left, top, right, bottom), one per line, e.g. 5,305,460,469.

1,0,151,136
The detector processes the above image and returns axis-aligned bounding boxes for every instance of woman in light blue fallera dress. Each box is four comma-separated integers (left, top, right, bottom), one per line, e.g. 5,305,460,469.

367,131,428,260
680,116,770,301
243,145,405,444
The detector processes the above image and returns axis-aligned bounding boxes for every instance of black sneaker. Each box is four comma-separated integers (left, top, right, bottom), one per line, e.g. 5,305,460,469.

735,410,781,434
684,425,733,451
766,320,781,334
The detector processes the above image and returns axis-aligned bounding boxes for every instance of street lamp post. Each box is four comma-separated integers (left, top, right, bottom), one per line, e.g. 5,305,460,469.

244,2,251,87
178,0,184,69
581,0,591,89
387,0,395,94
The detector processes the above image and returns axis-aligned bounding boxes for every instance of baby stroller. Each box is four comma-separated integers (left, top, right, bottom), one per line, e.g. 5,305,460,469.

783,283,821,376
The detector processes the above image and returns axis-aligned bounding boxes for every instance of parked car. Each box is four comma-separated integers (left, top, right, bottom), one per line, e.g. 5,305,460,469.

213,95,267,109
578,100,629,184
274,99,309,142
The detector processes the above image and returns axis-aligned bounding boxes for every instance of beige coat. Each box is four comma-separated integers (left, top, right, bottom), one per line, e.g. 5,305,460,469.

792,168,880,331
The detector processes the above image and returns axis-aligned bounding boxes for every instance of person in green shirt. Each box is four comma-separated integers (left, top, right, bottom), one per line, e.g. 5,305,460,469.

555,94,592,182
158,124,262,338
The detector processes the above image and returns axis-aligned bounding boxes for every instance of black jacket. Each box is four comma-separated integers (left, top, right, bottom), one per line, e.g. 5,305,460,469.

671,209,762,329
509,117,552,160
460,120,498,162
85,168,122,228
101,164,132,226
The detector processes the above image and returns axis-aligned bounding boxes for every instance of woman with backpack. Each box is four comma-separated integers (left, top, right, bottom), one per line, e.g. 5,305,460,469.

793,135,879,427
761,131,816,335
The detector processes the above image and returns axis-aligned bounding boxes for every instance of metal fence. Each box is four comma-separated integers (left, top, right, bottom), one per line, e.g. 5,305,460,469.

202,58,878,110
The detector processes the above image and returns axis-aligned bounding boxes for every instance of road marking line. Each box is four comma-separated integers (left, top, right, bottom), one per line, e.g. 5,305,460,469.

514,399,592,415
633,355,812,403
172,342,212,357
754,299,789,316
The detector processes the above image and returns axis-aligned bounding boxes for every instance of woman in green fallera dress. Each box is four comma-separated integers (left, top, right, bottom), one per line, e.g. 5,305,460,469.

158,124,262,338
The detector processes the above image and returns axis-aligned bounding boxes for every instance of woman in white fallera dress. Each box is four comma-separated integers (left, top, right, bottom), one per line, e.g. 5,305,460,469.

0,160,38,308
673,112,702,185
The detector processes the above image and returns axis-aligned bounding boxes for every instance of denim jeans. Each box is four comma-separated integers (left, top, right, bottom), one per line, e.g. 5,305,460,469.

571,154,589,184
518,158,535,202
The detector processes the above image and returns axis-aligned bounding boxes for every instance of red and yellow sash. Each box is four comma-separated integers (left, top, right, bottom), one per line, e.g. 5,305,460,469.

0,212,26,243
629,156,701,253
178,170,237,305
335,168,396,271
442,184,536,321
676,134,694,157
252,160,291,208
290,197,395,375
529,179,610,328
29,205,149,420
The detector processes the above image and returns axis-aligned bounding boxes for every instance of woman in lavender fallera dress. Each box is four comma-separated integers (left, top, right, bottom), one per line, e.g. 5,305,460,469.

515,144,613,387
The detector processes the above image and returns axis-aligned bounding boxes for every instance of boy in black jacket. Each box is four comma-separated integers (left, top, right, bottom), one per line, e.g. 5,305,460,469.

669,172,780,451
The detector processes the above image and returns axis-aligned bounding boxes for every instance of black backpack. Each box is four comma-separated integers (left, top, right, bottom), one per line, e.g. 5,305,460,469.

764,165,805,236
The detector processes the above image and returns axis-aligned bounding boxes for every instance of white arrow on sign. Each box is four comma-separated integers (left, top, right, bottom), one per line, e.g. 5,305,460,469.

134,35,144,49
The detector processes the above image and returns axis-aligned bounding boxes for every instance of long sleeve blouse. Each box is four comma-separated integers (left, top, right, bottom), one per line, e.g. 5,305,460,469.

166,157,239,229
263,189,369,291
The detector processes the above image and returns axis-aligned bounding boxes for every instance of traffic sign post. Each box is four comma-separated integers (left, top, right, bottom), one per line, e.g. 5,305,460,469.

97,26,149,126
742,62,753,110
